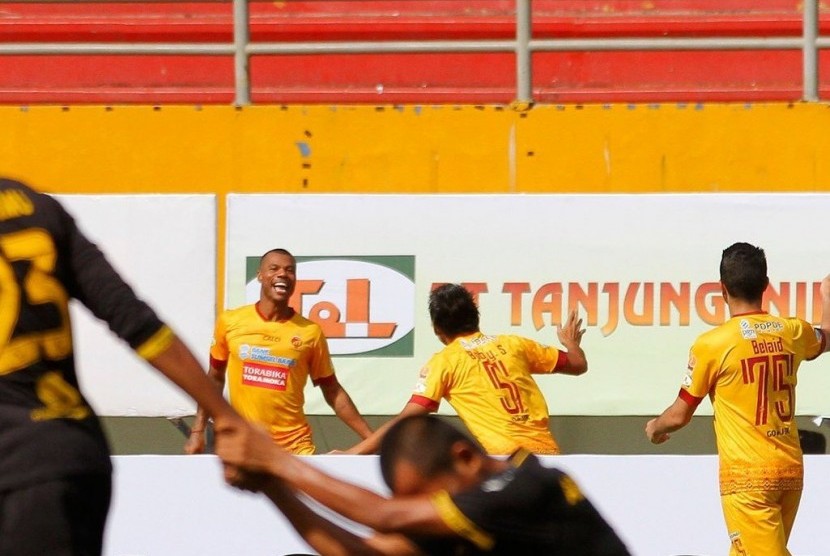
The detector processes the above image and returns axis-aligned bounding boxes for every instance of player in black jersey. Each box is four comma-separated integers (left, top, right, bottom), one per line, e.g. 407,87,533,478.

0,178,247,556
217,414,631,555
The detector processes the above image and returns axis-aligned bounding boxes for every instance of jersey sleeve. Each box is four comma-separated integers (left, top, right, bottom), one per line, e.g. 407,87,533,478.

679,338,717,407
309,329,336,386
51,192,169,358
209,312,230,367
790,318,825,362
409,353,449,411
517,337,564,374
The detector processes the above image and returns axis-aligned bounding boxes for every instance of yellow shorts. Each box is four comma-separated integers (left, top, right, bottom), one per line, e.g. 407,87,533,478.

720,489,801,556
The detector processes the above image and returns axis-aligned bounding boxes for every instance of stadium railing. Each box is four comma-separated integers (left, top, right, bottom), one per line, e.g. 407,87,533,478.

0,0,827,106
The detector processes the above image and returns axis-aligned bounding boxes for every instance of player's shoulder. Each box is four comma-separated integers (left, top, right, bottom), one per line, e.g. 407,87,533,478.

289,311,319,329
218,303,257,324
0,178,63,225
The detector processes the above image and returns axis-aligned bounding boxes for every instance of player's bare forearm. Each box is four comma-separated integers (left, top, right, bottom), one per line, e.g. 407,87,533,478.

646,396,696,444
261,479,422,556
216,422,448,536
322,380,373,439
344,403,430,455
559,345,588,375
274,458,447,535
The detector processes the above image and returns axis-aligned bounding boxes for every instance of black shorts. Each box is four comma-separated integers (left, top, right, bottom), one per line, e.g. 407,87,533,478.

0,474,112,556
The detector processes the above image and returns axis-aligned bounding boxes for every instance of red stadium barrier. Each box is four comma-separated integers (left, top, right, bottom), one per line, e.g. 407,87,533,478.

1,1,828,103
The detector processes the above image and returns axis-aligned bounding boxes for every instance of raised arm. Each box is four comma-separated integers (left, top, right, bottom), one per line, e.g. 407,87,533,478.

258,478,422,556
319,377,373,440
555,309,588,375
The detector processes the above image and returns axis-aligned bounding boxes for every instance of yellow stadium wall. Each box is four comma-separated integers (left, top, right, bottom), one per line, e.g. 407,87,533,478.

4,103,830,195
4,102,829,308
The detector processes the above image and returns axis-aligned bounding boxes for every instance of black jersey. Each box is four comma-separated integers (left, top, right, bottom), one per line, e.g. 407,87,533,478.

0,179,170,490
412,450,631,556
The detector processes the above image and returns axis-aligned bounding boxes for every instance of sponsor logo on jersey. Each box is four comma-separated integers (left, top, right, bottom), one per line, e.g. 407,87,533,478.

682,367,693,388
246,256,415,357
740,319,757,340
239,344,296,366
242,361,288,391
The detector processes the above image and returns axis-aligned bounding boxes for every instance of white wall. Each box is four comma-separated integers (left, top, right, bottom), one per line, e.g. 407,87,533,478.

106,454,830,556
57,195,215,417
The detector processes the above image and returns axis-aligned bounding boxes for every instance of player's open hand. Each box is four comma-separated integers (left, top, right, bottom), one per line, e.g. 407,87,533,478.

645,418,671,444
557,309,586,349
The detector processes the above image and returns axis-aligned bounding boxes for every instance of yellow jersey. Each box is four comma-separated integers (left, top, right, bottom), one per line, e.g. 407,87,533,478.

210,304,335,454
681,311,824,495
410,332,566,455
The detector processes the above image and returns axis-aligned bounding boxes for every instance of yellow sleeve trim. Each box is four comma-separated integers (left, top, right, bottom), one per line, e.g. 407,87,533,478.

135,325,176,360
430,490,495,550
508,448,531,468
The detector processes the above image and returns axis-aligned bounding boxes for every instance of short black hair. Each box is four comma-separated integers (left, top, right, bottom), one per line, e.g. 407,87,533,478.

379,415,484,491
720,242,768,302
428,284,480,337
260,248,295,264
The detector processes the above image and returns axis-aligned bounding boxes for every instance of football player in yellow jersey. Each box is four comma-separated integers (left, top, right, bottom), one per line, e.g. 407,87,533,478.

343,283,588,456
187,249,372,455
646,242,830,556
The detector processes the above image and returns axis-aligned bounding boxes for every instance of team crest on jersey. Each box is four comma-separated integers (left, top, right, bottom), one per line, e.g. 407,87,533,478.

291,336,302,348
739,319,757,340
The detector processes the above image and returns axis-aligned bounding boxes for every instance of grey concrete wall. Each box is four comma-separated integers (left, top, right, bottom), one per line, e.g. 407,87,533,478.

101,415,828,455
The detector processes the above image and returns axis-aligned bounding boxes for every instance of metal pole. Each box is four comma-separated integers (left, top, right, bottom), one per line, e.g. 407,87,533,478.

803,0,819,101
233,0,251,106
515,0,532,106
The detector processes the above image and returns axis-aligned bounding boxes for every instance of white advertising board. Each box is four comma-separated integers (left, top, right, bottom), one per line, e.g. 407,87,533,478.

105,454,830,556
58,195,215,416
227,194,830,416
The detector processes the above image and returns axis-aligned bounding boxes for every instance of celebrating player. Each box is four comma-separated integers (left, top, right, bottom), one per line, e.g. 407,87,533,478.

0,178,248,556
646,242,830,556
343,283,588,456
217,413,631,555
187,248,371,455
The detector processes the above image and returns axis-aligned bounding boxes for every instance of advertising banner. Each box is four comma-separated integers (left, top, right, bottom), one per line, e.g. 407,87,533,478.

227,194,830,416
59,195,215,416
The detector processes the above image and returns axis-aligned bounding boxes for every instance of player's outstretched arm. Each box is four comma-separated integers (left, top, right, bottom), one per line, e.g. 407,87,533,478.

340,403,430,455
556,309,588,375
818,274,830,354
256,478,422,556
320,377,373,440
645,396,696,444
216,420,453,537
185,361,228,454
